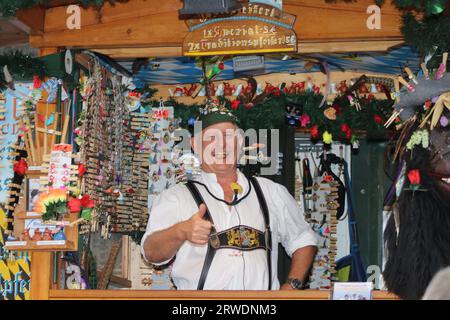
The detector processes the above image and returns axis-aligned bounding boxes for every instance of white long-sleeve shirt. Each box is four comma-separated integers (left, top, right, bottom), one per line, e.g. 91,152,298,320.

141,169,318,290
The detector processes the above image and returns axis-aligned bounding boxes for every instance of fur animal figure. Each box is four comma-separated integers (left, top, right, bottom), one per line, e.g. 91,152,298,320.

383,111,450,300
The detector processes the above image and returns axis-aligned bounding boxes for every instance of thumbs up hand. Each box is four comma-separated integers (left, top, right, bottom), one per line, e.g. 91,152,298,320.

183,204,213,245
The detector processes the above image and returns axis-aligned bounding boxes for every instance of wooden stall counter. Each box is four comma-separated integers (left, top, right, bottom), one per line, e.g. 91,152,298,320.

48,289,398,300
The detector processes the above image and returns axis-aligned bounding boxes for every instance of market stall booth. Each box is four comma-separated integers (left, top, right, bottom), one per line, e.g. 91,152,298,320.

1,0,448,301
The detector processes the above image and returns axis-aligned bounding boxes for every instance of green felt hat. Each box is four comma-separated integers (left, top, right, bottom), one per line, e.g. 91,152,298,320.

196,101,239,130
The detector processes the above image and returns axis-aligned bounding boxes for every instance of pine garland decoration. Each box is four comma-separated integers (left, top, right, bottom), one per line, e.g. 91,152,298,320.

0,0,129,17
0,51,47,88
144,92,392,144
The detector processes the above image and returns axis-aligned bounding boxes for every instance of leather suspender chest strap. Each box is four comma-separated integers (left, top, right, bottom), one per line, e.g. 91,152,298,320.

185,181,216,290
185,177,272,290
249,176,272,290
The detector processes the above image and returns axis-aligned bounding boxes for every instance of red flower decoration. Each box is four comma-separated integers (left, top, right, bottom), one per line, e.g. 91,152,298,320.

407,169,421,186
33,76,42,89
13,159,28,176
373,114,383,125
80,195,95,209
346,128,352,140
340,123,350,133
230,100,240,110
78,164,86,178
324,175,333,182
310,125,319,139
68,198,82,213
218,62,225,70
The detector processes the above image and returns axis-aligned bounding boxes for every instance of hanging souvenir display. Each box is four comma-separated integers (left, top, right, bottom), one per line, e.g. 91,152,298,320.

147,104,179,216
79,59,129,239
113,111,151,233
294,148,339,290
305,178,339,290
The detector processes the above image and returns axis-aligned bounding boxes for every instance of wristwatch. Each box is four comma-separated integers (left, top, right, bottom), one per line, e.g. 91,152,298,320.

286,278,304,290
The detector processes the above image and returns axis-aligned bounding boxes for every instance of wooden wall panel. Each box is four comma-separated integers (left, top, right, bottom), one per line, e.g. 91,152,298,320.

26,0,405,54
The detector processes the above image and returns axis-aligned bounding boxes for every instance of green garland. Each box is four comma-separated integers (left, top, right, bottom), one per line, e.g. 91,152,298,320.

139,90,391,145
401,12,450,69
0,51,47,88
375,0,450,70
0,0,129,17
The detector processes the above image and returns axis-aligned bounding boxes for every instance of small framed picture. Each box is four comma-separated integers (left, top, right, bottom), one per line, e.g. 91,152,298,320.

332,282,373,300
25,170,44,211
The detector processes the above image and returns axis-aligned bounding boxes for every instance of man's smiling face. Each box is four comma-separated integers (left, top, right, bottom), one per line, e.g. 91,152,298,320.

192,121,242,175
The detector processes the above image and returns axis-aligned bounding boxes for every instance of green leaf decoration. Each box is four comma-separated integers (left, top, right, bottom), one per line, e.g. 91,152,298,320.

81,208,92,221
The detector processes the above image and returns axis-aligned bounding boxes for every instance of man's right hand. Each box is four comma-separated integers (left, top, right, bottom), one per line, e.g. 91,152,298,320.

182,204,213,245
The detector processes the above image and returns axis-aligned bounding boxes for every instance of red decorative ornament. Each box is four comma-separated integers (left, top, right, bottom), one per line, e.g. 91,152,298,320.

68,198,82,213
218,62,225,70
312,85,321,94
230,100,240,110
33,76,42,89
324,175,333,182
346,128,352,140
13,158,28,176
373,114,383,125
244,103,254,109
295,82,305,93
80,195,95,209
407,169,421,186
38,113,45,124
332,103,342,117
310,125,319,139
78,164,86,177
340,123,350,133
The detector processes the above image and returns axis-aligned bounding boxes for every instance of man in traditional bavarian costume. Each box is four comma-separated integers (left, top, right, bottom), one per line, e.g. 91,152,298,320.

141,103,318,290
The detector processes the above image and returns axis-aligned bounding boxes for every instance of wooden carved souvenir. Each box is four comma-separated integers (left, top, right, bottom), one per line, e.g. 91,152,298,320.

303,177,339,290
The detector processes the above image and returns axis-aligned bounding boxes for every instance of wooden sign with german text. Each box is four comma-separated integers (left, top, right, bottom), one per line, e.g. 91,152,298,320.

182,3,297,56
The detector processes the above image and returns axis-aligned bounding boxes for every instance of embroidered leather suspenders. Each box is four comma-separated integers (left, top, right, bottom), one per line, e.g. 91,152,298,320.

185,176,272,290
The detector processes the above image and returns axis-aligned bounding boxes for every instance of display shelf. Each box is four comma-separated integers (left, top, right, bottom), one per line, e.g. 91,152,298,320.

7,210,79,252
4,240,75,252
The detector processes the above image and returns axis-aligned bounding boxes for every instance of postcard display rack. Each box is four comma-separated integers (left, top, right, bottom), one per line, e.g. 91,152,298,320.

4,144,80,251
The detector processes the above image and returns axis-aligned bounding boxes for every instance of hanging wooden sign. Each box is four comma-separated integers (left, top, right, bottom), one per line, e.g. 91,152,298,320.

182,3,297,56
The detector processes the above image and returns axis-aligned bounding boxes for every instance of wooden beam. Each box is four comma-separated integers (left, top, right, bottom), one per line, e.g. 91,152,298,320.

91,39,404,58
15,6,45,34
92,46,182,58
30,252,52,300
43,0,182,32
0,34,28,46
298,39,405,54
29,0,404,52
